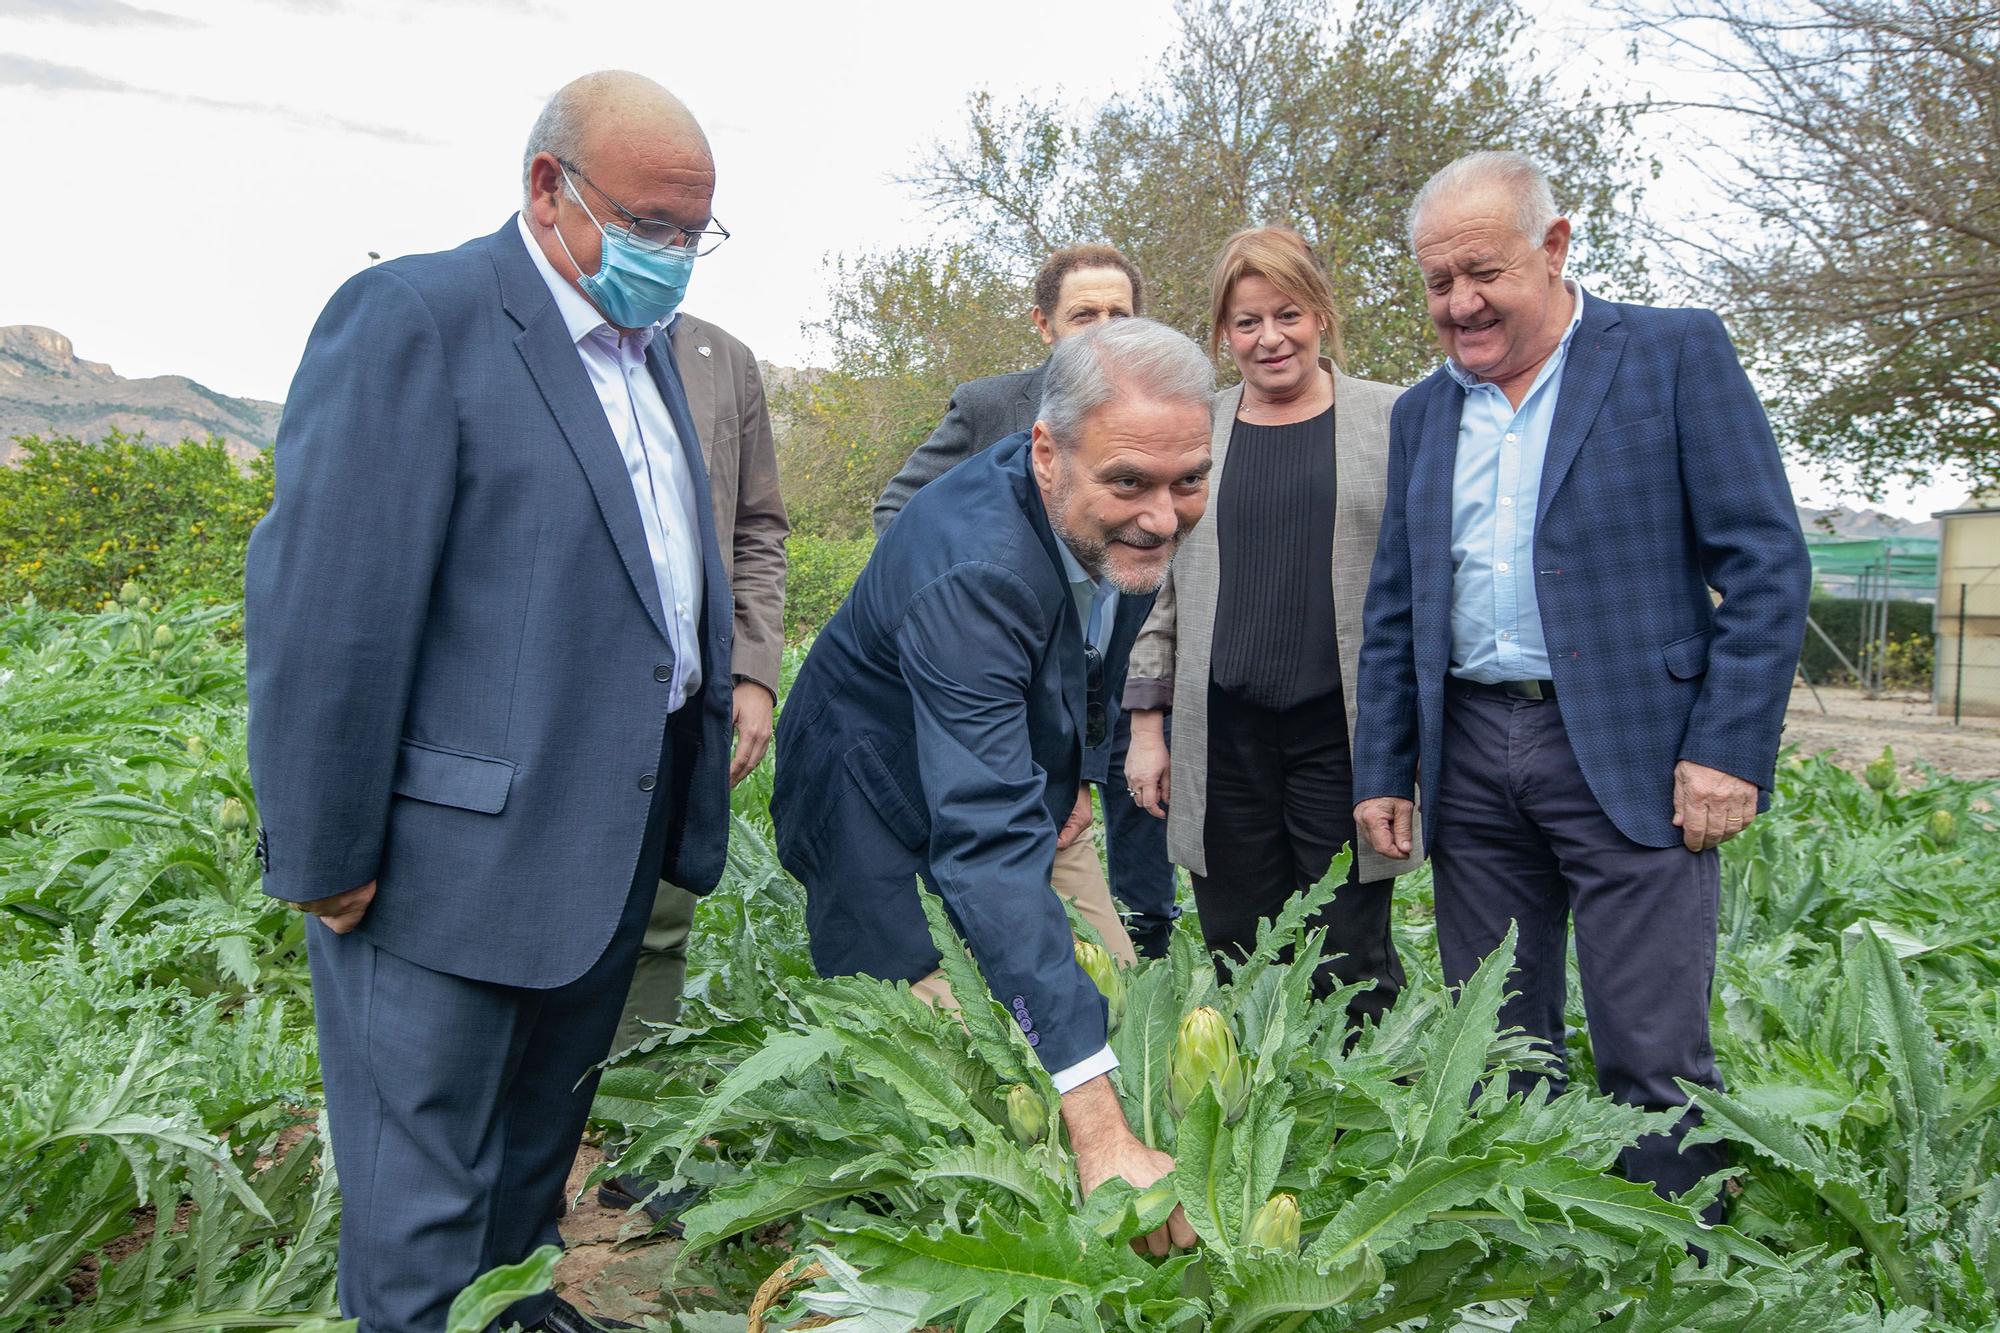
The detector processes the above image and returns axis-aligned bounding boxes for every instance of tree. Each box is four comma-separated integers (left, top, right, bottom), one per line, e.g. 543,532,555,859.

908,0,1657,386
1624,0,2000,496
776,0,1657,535
773,245,1040,537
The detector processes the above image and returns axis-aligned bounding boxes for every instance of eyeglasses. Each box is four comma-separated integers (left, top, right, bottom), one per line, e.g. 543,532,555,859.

557,159,731,257
1084,642,1107,749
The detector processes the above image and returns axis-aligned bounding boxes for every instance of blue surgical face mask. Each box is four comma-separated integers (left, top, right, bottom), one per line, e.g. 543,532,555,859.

551,170,697,329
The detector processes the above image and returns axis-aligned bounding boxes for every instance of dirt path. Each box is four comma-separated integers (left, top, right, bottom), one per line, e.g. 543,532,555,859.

554,1143,683,1324
1783,684,2000,781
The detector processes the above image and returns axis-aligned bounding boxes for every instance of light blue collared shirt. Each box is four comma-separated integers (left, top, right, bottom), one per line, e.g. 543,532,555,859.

1050,538,1122,1095
1056,540,1119,655
1445,282,1584,683
517,215,704,708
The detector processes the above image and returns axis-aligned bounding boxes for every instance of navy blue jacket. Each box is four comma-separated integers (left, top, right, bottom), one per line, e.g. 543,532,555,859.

245,217,734,989
772,433,1151,1074
1353,294,1811,848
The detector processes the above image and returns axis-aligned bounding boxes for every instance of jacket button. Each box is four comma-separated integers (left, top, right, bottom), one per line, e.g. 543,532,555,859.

654,665,671,682
638,774,656,791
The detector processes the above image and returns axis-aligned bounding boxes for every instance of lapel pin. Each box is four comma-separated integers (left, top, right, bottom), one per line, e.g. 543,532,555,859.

697,345,712,358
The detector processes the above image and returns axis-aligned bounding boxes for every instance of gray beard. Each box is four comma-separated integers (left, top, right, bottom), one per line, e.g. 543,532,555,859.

1047,463,1177,597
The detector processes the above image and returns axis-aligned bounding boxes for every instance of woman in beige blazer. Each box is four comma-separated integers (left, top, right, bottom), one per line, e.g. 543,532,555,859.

1122,226,1420,1028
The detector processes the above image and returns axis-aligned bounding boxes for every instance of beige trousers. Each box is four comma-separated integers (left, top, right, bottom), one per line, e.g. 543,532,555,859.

911,832,1135,1008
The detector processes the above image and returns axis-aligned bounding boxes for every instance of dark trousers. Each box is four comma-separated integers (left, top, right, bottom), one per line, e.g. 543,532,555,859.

1191,683,1403,1027
1431,683,1724,1213
310,714,693,1333
1098,710,1179,958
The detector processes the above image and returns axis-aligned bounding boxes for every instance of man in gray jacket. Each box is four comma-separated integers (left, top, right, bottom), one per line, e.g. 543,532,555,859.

872,244,1179,958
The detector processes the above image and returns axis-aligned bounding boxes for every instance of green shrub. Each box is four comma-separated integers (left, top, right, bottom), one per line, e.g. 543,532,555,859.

1801,593,1933,685
0,432,272,611
785,533,873,640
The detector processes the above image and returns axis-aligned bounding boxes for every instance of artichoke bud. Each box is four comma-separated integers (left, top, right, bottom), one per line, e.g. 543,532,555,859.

1004,1083,1047,1147
1865,746,1897,793
1169,1006,1243,1120
118,580,141,606
1927,808,1957,847
218,797,249,831
1075,937,1124,1030
1247,1192,1301,1252
151,623,175,649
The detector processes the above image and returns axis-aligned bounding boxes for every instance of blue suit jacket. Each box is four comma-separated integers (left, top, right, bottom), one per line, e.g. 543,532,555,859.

1353,294,1811,848
771,434,1150,1074
245,217,734,989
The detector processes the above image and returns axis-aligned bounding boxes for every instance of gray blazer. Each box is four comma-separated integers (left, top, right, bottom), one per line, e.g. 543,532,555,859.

872,362,1048,535
671,312,790,696
1124,360,1423,883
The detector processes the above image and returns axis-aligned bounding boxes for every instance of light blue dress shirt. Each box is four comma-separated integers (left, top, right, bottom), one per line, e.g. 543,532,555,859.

1050,537,1120,1095
1056,540,1119,656
1446,282,1584,683
518,216,705,709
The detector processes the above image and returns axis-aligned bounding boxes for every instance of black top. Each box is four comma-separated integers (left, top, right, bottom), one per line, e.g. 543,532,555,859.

1209,405,1342,711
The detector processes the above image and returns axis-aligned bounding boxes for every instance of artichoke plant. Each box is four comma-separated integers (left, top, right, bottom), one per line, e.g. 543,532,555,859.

1247,1192,1301,1253
1004,1083,1047,1147
1075,937,1123,1031
1169,1005,1248,1122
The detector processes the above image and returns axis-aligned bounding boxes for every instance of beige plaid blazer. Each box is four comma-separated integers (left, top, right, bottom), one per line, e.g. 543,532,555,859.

1123,360,1423,882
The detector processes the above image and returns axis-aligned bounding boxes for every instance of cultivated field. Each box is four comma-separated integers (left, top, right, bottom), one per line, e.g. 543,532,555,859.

4,601,1996,1332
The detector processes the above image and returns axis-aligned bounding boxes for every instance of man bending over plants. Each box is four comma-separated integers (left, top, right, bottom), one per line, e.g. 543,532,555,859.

772,318,1213,1254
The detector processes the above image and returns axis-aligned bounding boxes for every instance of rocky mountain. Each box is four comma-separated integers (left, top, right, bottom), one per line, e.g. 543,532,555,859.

1798,504,1942,541
0,326,282,463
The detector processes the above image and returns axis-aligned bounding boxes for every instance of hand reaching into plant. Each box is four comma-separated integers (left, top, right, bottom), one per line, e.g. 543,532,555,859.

293,879,376,933
1060,1073,1197,1256
1354,796,1414,860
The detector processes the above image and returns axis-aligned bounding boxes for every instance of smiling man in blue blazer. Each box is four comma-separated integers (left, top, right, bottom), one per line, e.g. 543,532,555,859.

774,318,1213,1256
246,73,733,1333
1353,152,1810,1219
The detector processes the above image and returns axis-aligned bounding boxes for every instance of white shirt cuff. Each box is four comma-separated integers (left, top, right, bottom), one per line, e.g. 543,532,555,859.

1049,1044,1120,1094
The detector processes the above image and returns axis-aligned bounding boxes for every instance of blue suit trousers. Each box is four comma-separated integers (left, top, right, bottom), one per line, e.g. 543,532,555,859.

1098,710,1178,958
1429,684,1725,1217
310,714,692,1332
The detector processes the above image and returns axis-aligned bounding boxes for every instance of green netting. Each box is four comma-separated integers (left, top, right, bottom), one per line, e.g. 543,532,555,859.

1805,536,1938,594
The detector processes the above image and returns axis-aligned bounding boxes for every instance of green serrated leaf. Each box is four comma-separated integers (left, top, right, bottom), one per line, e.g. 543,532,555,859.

441,1245,558,1333
1403,924,1517,1166
1206,1246,1385,1333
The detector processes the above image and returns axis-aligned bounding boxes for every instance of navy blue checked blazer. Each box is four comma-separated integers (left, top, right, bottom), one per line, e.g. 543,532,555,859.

771,433,1152,1075
245,217,735,989
1353,293,1811,849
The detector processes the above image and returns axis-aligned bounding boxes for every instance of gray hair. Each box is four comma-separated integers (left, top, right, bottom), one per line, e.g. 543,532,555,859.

1406,150,1560,250
522,89,590,205
1038,318,1215,449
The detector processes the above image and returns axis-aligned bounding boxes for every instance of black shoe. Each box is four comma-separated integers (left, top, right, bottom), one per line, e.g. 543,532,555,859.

530,1296,638,1332
595,1172,700,1235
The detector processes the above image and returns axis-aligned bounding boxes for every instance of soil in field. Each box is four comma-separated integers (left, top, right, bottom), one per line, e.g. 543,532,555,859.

1784,684,2000,782
555,1143,680,1322
555,1142,789,1325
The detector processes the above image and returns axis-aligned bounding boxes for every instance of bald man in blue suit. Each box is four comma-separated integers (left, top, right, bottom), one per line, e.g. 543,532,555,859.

246,74,733,1332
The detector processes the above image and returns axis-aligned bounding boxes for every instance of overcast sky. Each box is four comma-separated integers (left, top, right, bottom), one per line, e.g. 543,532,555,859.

0,0,1970,517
